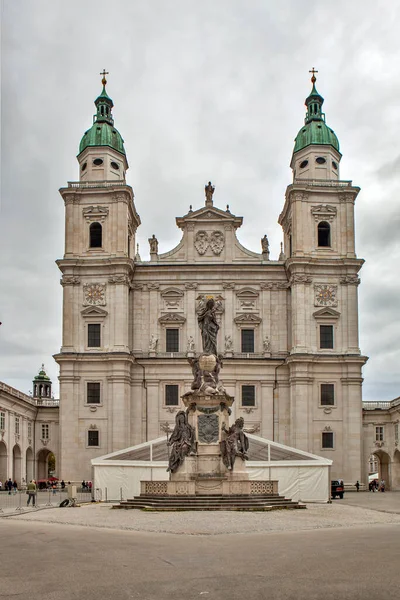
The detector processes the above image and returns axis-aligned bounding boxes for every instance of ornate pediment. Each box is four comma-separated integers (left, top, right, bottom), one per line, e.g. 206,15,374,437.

82,206,109,222
313,307,340,320
311,204,337,222
176,206,243,230
161,288,184,298
81,306,108,318
236,288,259,298
158,313,186,324
234,313,262,324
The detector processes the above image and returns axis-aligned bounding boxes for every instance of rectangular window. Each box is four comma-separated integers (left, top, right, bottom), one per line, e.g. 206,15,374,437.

320,384,335,406
166,328,179,352
241,329,255,353
87,382,101,404
42,424,49,440
241,385,256,407
375,426,384,442
165,385,179,406
88,323,101,347
15,417,20,435
322,431,334,449
0,412,5,430
320,325,334,349
88,430,99,447
28,421,32,438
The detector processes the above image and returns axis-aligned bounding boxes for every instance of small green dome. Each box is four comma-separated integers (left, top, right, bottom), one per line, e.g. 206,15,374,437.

79,122,126,156
294,120,339,153
293,77,340,154
34,365,51,381
78,82,126,156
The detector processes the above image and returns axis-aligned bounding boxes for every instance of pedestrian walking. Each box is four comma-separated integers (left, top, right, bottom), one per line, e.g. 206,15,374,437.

355,480,360,492
380,479,385,492
12,480,18,494
26,480,37,506
0,479,2,491
7,478,12,494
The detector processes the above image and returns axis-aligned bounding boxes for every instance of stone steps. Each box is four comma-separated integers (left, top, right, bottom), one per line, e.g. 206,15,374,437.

113,493,306,511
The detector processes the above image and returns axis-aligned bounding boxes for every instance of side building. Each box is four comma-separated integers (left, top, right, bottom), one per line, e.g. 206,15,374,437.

0,366,59,485
55,73,368,485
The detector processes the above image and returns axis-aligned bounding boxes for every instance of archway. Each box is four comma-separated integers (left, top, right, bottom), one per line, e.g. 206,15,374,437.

392,450,400,491
373,450,391,490
26,447,34,484
0,441,7,483
12,445,22,485
37,448,55,481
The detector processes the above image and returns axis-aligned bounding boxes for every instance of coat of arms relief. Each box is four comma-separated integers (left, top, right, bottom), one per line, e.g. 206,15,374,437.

194,230,225,255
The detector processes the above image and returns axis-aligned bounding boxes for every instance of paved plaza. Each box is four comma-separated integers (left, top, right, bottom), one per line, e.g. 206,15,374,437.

2,492,400,599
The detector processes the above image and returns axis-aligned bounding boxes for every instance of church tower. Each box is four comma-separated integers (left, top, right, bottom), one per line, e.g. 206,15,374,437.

54,73,140,481
278,71,367,482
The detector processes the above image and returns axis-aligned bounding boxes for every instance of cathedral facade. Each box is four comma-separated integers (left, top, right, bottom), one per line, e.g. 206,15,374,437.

54,74,368,484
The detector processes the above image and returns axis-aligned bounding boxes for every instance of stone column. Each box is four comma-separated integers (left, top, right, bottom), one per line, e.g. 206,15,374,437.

185,283,198,350
146,381,160,441
108,374,131,452
222,283,235,354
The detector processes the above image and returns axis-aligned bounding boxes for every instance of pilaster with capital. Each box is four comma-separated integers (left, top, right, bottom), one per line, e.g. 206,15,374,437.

260,382,274,439
108,276,130,351
187,224,195,262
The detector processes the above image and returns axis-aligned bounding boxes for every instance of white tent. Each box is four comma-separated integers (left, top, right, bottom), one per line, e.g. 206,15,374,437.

92,434,332,503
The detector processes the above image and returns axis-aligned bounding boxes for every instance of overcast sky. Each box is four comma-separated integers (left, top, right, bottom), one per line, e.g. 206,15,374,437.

1,0,399,401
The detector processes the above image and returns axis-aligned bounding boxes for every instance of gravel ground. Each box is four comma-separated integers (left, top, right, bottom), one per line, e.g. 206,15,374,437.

6,502,400,535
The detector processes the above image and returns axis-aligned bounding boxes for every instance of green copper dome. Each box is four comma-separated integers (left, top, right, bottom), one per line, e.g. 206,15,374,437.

34,364,51,382
293,78,340,154
78,82,126,156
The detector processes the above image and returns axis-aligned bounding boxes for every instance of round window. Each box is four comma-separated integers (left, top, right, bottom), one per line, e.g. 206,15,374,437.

93,158,103,166
316,157,326,164
81,162,87,172
300,160,308,169
332,161,338,170
110,161,119,170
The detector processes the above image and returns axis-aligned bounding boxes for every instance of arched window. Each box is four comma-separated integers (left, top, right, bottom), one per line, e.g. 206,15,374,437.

318,221,331,247
90,222,102,248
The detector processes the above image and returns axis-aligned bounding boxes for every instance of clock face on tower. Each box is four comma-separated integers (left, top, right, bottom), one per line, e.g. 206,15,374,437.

314,284,337,307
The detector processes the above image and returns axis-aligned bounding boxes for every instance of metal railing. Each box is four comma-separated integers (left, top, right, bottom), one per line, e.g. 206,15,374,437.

0,489,94,515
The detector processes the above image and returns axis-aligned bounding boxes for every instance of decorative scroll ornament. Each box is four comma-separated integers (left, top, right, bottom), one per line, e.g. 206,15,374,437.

340,275,360,286
61,275,80,287
314,284,338,307
290,274,313,285
184,282,198,290
83,283,106,306
311,204,337,222
108,275,130,285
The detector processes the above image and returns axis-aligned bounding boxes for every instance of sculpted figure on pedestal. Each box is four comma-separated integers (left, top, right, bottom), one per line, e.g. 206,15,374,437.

148,234,158,254
167,411,196,473
197,298,219,356
221,417,249,470
149,334,158,352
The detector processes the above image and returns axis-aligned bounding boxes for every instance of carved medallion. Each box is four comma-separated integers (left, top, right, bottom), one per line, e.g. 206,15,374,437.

198,414,219,443
194,231,209,255
209,231,225,255
314,284,338,307
83,283,106,306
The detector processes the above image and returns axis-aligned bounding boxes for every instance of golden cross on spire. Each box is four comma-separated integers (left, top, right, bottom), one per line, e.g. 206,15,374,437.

100,69,109,86
309,67,318,84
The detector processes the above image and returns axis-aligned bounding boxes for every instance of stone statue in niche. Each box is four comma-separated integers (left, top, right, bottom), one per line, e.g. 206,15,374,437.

224,335,233,352
148,234,158,254
187,336,195,353
167,410,196,473
197,298,219,356
263,336,271,353
221,417,249,470
149,334,158,352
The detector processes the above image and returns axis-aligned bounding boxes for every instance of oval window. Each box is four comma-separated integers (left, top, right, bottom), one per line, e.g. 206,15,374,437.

93,158,103,166
110,161,119,170
316,157,326,164
81,162,87,172
300,160,308,169
332,161,338,170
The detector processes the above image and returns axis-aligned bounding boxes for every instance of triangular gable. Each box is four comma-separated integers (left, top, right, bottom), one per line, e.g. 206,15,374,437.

81,306,108,317
313,307,341,319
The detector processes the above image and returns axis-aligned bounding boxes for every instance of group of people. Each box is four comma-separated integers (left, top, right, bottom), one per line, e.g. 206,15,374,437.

81,480,92,491
0,479,18,494
369,479,385,492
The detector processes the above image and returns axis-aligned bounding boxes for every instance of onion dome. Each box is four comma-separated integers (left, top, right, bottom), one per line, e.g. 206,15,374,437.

293,70,340,154
79,71,126,156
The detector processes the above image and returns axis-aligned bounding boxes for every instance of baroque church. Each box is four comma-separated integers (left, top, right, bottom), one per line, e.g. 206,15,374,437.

54,70,369,485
